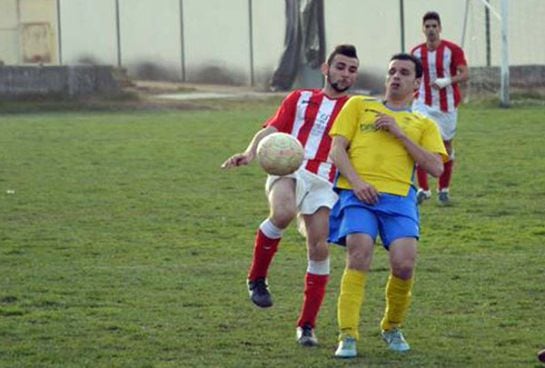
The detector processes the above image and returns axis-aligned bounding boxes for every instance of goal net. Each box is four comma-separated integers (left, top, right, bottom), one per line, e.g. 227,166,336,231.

462,0,545,105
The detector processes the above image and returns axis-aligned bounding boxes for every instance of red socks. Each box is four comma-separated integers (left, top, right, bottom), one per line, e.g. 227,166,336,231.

416,165,429,191
438,160,453,191
297,273,329,328
247,229,280,281
417,160,453,192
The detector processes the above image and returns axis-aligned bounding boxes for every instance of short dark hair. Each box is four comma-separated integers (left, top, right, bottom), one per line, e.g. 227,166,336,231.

423,11,441,26
390,53,423,79
327,44,358,65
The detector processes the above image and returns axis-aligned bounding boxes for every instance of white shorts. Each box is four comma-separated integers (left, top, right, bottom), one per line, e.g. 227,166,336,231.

412,99,458,140
265,169,338,215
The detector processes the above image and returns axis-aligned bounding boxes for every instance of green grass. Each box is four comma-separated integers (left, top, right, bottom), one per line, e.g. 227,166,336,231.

1,99,544,367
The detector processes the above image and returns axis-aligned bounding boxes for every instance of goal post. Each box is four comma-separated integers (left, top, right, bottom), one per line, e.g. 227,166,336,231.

462,0,545,106
499,0,509,107
461,0,509,106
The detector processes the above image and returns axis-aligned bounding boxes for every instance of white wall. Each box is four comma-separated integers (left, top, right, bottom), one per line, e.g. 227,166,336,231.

0,0,19,64
183,0,251,84
251,0,285,87
0,0,544,86
59,0,118,65
119,0,182,80
19,0,57,63
325,0,402,89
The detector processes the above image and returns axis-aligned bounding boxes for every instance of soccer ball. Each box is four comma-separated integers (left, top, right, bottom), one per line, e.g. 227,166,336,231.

256,132,304,176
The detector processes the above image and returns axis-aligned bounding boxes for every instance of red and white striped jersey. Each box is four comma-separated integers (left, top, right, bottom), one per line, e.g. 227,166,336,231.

264,89,348,183
411,40,467,112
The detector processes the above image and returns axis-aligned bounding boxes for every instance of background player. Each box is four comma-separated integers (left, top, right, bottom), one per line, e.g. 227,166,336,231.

411,11,469,205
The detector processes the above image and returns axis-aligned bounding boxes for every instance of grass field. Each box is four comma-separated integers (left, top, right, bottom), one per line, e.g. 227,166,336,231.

1,97,544,367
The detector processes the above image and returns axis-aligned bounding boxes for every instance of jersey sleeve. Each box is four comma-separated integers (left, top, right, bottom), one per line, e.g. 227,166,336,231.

451,44,468,68
410,44,421,56
420,118,449,162
263,91,299,131
329,96,361,141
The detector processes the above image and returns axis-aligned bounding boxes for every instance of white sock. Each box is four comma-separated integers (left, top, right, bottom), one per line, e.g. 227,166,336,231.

259,219,283,239
307,258,330,275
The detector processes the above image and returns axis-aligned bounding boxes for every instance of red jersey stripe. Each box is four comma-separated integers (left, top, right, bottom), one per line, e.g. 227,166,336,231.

436,45,449,111
264,89,348,182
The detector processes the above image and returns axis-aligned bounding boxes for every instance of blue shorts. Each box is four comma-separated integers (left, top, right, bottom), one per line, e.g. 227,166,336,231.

328,188,420,249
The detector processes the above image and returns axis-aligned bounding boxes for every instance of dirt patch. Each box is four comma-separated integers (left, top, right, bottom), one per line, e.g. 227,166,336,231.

120,80,286,111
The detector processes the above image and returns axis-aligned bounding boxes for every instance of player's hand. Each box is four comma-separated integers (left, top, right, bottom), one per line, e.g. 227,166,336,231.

431,77,451,89
221,152,253,169
375,113,404,140
352,180,379,205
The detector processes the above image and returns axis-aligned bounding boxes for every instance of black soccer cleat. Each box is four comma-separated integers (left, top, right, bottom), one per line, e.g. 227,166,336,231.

247,278,273,308
296,324,319,347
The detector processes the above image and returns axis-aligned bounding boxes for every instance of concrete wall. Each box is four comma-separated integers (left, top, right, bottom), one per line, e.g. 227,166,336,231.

251,1,285,87
59,0,118,65
1,0,544,88
0,65,120,98
0,0,58,64
0,0,19,65
182,0,250,84
325,0,402,90
119,0,182,80
19,0,57,63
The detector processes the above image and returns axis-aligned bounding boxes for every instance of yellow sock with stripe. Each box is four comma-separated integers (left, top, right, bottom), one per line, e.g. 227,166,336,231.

337,268,367,340
380,273,414,331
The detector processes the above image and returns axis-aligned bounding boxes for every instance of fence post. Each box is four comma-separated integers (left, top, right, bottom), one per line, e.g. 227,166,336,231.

248,0,255,86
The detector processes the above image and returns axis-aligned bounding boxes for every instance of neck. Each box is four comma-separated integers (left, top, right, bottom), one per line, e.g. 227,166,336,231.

322,86,347,99
383,96,411,110
426,39,441,50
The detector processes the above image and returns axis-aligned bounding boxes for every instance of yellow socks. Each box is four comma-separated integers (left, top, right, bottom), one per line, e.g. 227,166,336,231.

337,268,367,340
380,273,414,331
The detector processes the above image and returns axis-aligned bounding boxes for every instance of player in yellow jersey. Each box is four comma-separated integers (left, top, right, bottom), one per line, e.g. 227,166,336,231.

328,53,448,358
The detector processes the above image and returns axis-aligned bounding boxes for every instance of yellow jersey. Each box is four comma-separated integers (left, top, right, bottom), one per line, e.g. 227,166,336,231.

330,96,448,196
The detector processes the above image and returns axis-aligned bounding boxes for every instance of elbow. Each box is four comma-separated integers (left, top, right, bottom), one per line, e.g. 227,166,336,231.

328,148,340,166
329,154,339,168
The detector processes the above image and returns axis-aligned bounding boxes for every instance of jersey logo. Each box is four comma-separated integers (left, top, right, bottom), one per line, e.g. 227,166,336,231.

300,99,319,106
359,122,377,132
310,111,332,136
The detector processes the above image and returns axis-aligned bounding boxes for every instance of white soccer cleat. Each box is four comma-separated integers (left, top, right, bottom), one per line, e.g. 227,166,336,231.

334,336,357,358
381,328,410,352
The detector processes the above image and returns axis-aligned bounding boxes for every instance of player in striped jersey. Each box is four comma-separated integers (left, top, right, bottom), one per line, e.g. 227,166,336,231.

221,44,359,346
411,11,469,205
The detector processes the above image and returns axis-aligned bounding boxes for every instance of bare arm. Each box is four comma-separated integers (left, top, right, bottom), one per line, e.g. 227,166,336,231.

375,114,444,177
432,64,469,89
221,126,278,169
329,135,379,204
452,64,469,84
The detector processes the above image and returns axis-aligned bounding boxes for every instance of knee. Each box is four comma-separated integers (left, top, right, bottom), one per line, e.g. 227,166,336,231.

391,259,415,280
347,247,373,271
307,239,329,261
271,209,297,229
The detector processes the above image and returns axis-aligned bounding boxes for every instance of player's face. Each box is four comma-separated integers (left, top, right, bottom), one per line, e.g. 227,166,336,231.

385,59,420,98
324,54,359,93
423,19,441,42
